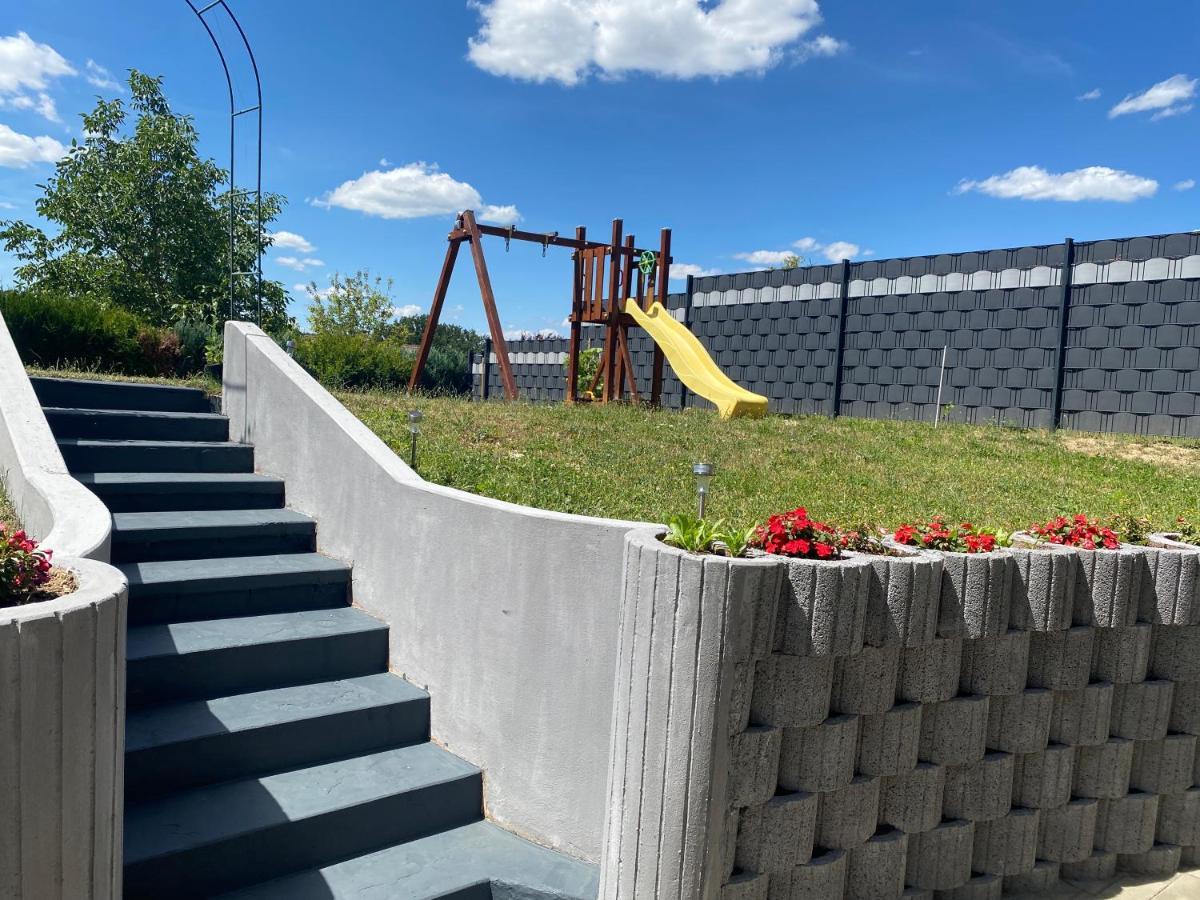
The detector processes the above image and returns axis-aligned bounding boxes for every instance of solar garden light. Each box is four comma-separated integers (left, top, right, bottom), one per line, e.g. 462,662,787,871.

285,338,295,358
693,462,714,519
407,409,423,469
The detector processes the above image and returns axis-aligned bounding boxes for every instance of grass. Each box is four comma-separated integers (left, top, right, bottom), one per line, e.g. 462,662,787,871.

26,364,221,395
0,480,16,530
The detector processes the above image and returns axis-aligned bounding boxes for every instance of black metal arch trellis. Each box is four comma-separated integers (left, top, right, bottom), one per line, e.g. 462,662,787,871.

185,0,263,325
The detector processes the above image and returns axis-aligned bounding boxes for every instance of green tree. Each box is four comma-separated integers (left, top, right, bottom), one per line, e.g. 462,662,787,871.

0,70,288,331
782,254,802,270
305,270,396,338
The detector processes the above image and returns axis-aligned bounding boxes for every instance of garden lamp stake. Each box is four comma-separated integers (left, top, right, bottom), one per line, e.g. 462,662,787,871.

408,409,423,470
693,462,714,520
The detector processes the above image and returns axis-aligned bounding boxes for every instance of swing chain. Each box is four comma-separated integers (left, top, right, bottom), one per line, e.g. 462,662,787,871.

505,224,515,252
541,231,558,257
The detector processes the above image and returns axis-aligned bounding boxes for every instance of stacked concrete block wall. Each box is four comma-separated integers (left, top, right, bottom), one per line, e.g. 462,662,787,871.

475,230,1200,437
605,530,1200,898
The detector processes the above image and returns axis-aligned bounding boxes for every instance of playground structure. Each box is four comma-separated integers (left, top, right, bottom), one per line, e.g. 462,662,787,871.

409,209,767,418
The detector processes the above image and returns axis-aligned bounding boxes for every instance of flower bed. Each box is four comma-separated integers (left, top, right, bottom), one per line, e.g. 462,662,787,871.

1,522,75,606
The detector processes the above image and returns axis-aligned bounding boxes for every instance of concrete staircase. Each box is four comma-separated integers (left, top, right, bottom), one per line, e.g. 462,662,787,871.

34,377,599,900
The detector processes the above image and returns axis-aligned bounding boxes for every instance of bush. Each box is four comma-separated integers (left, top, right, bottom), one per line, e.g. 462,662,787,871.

292,332,414,389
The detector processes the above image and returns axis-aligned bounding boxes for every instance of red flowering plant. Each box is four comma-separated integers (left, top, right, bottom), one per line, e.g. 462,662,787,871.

1,522,54,605
1027,514,1120,551
892,516,1007,554
752,507,843,560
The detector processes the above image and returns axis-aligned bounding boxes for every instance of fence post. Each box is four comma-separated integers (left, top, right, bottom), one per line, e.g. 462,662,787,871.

1049,237,1075,431
831,259,852,418
481,337,492,401
680,274,694,410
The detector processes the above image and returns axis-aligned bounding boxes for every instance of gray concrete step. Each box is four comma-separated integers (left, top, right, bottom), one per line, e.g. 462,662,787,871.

215,820,600,900
58,437,254,473
74,471,286,513
31,375,212,413
119,552,350,625
125,673,430,802
44,406,230,442
126,606,388,708
123,743,483,899
112,508,316,562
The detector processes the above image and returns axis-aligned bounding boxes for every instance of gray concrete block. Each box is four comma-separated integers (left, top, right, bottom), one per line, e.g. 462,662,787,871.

721,808,739,884
722,870,769,900
816,775,881,850
1129,734,1198,794
1109,680,1174,740
1059,848,1117,882
959,631,1030,697
937,552,1012,640
846,828,908,899
904,818,975,890
1181,843,1200,867
1090,623,1152,684
919,695,990,766
730,725,783,807
1073,547,1142,628
1168,681,1200,735
879,762,946,834
985,689,1054,754
1025,627,1093,691
942,752,1014,822
1135,546,1200,626
779,715,859,793
971,807,1039,875
769,848,847,900
1049,683,1114,747
1037,798,1099,862
900,890,932,900
859,702,922,777
897,637,962,704
1117,841,1182,878
863,551,942,649
1149,625,1200,682
775,555,870,658
729,661,756,735
1011,744,1075,809
1093,792,1160,854
1156,787,1200,846
1009,546,1076,633
1074,738,1135,799
1002,860,1060,894
936,873,1002,899
832,645,901,715
736,791,819,874
750,654,834,728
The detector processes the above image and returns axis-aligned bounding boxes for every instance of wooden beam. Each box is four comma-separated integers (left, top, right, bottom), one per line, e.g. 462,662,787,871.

451,220,663,257
567,225,586,404
408,237,464,393
462,209,519,400
602,220,623,402
650,227,671,407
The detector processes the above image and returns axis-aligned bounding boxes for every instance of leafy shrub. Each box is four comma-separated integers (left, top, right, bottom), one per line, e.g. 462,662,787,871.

1028,514,1120,550
1176,518,1200,546
893,516,1007,553
292,331,414,389
415,345,471,394
662,514,754,557
1,523,52,605
565,346,604,396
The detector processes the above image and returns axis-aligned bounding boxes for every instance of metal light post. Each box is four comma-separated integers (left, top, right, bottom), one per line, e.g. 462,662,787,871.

407,410,423,470
693,462,714,519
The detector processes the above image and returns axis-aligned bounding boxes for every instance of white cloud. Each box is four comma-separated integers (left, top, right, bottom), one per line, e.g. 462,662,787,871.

733,249,797,267
315,161,520,223
1109,74,1196,120
735,237,864,268
669,263,721,280
275,255,325,271
955,165,1157,202
85,59,120,90
393,304,423,317
294,282,334,299
0,199,16,210
467,0,837,85
1077,88,1101,101
0,123,65,168
0,33,74,122
1175,179,1196,192
796,34,845,61
270,230,316,253
819,240,860,261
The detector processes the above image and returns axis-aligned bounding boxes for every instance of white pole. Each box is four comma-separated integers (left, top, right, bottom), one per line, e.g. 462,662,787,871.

934,345,948,427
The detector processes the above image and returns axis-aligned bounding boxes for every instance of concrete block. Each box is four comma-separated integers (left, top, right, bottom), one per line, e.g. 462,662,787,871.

832,645,901,715
959,631,1030,697
935,873,1002,899
1168,681,1200,736
942,752,1014,822
1037,798,1099,862
736,791,819,874
775,555,870,658
1002,860,1060,894
858,702,922,777
1129,734,1198,794
878,762,946,834
1009,545,1076,632
730,725,783,807
1049,684,1114,747
1156,787,1200,846
1135,546,1200,626
936,552,1012,640
1117,841,1182,878
863,551,942,649
846,828,908,899
721,870,768,900
919,695,990,766
971,807,1039,875
1010,744,1075,809
1073,738,1135,799
769,848,846,900
900,890,932,900
904,818,975,890
1090,624,1152,684
985,689,1054,754
750,654,834,727
1181,844,1200,867
721,808,739,883
1073,547,1141,628
816,775,881,850
1150,625,1200,682
779,715,859,793
1025,627,1093,691
1059,848,1117,882
1109,680,1174,740
1093,792,1159,854
897,637,962,704
729,662,756,735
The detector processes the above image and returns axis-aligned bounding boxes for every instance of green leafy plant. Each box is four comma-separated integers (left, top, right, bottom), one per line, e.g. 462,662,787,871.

894,516,1010,553
663,513,719,554
837,524,899,556
1174,518,1200,546
565,346,604,398
1105,514,1153,546
712,523,757,558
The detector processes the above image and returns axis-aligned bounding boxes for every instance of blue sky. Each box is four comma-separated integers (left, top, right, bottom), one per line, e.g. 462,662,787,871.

0,1,1197,335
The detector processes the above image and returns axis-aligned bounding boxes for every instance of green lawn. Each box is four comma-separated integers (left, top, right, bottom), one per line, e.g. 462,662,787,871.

26,365,221,395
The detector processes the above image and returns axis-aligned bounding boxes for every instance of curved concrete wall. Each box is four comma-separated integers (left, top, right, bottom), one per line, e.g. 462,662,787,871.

0,557,128,899
224,322,648,861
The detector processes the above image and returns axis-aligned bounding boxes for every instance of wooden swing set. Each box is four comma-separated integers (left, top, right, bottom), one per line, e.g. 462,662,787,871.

408,209,672,405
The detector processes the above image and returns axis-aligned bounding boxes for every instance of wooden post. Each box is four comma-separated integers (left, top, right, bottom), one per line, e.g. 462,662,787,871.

408,236,462,393
602,219,623,402
650,227,671,406
462,209,519,400
567,225,586,404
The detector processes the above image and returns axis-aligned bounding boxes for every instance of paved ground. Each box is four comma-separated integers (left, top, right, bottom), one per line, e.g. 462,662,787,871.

1009,867,1200,899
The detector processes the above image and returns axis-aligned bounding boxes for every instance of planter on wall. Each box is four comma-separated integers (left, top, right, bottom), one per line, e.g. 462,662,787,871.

774,551,872,658
1007,534,1077,632
1132,537,1200,626
1013,533,1142,629
887,542,1012,639
860,545,942,649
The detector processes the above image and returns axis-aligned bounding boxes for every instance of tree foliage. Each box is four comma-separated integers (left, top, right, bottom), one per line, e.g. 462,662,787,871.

305,270,395,338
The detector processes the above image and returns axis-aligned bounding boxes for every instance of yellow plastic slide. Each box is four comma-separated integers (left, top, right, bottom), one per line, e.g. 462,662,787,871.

624,300,768,419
